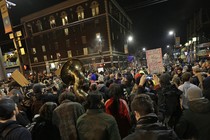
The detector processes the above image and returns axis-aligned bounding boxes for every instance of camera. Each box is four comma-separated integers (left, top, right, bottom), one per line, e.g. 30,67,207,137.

146,76,153,80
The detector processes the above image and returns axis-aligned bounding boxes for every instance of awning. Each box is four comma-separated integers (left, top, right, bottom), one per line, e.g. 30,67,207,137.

197,42,210,48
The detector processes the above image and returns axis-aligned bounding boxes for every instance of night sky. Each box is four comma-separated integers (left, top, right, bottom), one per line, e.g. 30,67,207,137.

0,0,209,53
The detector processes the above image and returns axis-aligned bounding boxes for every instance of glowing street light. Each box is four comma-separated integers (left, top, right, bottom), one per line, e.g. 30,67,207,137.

142,47,146,51
168,30,174,36
167,45,170,48
127,35,133,42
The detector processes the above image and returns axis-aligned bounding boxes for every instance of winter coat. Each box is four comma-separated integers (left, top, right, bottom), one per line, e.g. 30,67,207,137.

52,100,85,140
77,109,121,140
123,113,179,140
157,84,182,127
175,98,210,140
0,120,31,140
31,116,60,140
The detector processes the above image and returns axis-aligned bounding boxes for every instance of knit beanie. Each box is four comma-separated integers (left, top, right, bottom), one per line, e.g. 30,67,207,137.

187,86,203,101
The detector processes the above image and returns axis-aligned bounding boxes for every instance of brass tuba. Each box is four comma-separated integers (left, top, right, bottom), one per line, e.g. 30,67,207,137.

60,58,88,102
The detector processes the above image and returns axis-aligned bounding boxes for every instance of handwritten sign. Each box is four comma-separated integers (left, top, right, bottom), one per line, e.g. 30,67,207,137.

146,48,163,74
11,69,30,87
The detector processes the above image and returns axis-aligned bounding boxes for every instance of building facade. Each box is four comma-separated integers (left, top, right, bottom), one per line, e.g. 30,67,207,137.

21,0,132,72
183,8,210,63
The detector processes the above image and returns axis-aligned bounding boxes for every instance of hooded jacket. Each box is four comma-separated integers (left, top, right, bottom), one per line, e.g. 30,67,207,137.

175,98,210,140
0,120,31,140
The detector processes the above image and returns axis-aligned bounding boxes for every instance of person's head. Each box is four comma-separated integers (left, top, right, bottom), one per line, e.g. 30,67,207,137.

181,72,191,82
0,98,16,121
159,73,171,86
109,83,123,99
187,86,203,101
172,76,181,87
89,83,97,91
58,91,76,104
192,66,200,74
176,67,183,75
33,83,44,93
39,102,57,122
86,91,104,109
131,94,154,121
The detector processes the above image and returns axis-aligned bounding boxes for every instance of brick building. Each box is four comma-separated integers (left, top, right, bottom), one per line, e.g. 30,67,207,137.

21,0,132,72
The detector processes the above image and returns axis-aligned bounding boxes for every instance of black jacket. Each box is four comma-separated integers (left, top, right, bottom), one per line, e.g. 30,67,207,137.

175,98,210,140
123,113,179,140
156,84,182,127
0,120,32,140
31,116,60,140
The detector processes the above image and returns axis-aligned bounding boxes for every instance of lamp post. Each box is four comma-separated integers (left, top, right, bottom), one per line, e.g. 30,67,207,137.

168,30,176,61
96,34,104,67
192,37,197,62
124,35,133,54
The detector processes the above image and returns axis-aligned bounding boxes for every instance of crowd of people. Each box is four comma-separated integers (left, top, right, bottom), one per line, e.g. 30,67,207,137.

0,60,210,140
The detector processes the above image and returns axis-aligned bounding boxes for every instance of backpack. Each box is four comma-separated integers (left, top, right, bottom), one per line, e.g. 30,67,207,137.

158,86,182,127
0,123,21,140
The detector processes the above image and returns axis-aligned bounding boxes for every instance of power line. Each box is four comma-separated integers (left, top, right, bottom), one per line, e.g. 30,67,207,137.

125,0,168,11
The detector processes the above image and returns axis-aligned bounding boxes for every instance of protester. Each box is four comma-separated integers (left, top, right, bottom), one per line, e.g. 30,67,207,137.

178,72,197,110
175,86,210,139
0,98,32,140
31,102,60,140
77,92,121,140
105,83,131,138
156,73,182,128
203,69,210,100
52,91,84,140
123,94,179,140
191,66,203,90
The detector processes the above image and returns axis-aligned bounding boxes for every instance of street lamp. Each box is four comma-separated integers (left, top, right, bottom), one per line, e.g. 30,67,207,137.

142,47,146,51
168,30,177,60
128,35,133,42
167,45,170,48
124,35,133,54
168,30,174,36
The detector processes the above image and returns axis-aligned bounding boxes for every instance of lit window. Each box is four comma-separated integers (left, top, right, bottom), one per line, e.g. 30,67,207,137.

67,50,72,58
20,48,25,55
34,57,38,63
36,20,43,31
49,16,56,28
64,28,69,36
76,6,84,20
56,53,61,59
91,1,99,16
43,55,47,61
61,12,68,25
32,48,36,54
96,33,101,39
42,45,46,52
27,23,33,35
83,48,88,55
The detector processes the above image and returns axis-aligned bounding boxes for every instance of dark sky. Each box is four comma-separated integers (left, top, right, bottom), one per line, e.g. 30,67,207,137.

0,0,209,53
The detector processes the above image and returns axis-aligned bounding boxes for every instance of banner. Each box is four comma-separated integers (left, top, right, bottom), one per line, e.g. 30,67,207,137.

146,48,163,74
0,0,12,33
11,69,30,87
